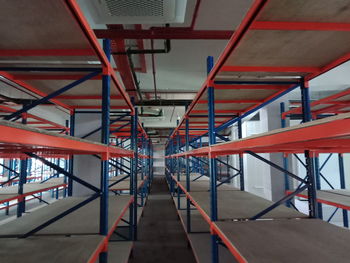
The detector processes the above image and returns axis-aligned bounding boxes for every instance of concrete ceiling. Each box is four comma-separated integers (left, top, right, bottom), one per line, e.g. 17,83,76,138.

76,0,253,142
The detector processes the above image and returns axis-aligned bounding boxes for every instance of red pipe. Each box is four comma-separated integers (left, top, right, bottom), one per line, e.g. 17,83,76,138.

151,40,158,100
190,0,202,29
135,25,147,73
94,29,233,40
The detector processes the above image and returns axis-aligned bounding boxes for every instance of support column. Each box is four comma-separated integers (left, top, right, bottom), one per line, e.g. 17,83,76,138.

68,110,75,197
99,38,111,263
130,105,138,241
17,113,28,217
185,116,191,233
207,56,218,263
301,80,318,219
237,118,244,191
339,153,348,227
280,102,290,207
176,120,181,209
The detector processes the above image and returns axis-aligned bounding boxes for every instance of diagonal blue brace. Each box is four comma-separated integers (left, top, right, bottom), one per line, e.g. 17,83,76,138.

20,193,100,238
26,153,100,193
82,113,129,139
250,185,309,220
215,133,229,142
110,122,130,133
246,151,307,184
5,70,101,121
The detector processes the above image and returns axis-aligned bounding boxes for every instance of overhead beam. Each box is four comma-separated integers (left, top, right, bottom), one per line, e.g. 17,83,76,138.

136,99,193,106
198,100,262,104
251,21,350,31
221,66,319,73
94,29,233,40
213,84,286,90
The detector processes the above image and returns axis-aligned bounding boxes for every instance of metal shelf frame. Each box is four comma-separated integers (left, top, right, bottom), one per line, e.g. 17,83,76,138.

165,0,350,262
0,1,153,262
281,88,350,227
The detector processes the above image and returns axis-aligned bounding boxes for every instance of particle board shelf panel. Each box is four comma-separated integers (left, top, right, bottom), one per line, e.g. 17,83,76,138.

0,195,132,237
0,177,65,195
108,241,133,263
214,219,350,263
172,0,350,139
293,189,350,210
223,0,350,76
0,194,18,204
179,180,239,192
0,1,94,57
179,113,350,157
0,120,133,157
188,190,304,220
109,180,145,191
118,207,144,227
0,179,67,205
0,235,104,263
109,177,147,191
0,0,134,113
284,88,350,117
175,206,237,263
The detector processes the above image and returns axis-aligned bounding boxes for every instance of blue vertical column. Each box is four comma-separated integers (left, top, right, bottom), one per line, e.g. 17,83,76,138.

185,116,191,233
207,56,219,263
301,79,318,219
280,103,290,207
99,38,111,263
131,105,139,241
18,113,28,217
68,110,75,197
237,118,244,191
199,137,203,176
314,156,323,219
64,120,69,197
140,134,145,207
6,159,13,215
176,120,181,209
170,139,175,195
339,153,348,227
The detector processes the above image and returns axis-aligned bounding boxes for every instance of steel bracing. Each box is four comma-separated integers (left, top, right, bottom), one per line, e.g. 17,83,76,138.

165,0,350,262
0,1,153,262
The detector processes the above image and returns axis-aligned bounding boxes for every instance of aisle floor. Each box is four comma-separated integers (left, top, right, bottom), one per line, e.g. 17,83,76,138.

129,176,196,263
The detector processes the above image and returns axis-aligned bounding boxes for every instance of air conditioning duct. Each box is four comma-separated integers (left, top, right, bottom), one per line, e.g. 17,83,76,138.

86,0,187,24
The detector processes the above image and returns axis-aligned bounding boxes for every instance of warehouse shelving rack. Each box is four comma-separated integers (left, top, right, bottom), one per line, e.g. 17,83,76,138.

281,88,350,227
0,110,71,216
0,1,153,262
166,0,350,262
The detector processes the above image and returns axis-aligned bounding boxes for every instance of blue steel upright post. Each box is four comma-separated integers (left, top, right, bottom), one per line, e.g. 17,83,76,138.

68,110,75,196
185,115,191,233
131,105,139,241
176,120,181,209
280,102,290,207
17,112,28,217
237,118,244,191
207,56,219,263
339,153,348,227
99,38,111,263
300,79,318,219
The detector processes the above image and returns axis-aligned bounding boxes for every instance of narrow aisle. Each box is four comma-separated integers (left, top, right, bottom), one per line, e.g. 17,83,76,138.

129,176,196,263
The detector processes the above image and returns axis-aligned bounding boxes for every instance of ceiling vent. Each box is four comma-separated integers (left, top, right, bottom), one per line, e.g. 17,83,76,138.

86,0,187,24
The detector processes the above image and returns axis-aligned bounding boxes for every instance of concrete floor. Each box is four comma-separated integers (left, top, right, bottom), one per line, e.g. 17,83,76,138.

129,176,196,263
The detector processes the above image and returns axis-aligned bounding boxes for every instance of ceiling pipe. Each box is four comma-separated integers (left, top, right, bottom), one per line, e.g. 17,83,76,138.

151,39,158,100
127,53,143,103
95,29,233,40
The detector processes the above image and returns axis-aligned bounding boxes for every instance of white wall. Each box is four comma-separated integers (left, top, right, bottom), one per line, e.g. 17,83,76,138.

73,112,102,196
